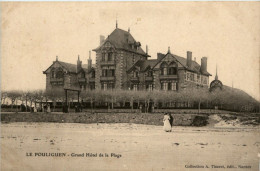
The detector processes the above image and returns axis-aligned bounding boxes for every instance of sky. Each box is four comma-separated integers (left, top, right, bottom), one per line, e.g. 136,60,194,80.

1,2,259,101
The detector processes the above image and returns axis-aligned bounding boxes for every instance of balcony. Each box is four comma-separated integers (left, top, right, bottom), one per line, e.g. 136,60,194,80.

78,78,86,83
100,76,115,81
100,60,116,66
159,74,178,80
50,77,64,83
130,77,139,82
145,76,153,82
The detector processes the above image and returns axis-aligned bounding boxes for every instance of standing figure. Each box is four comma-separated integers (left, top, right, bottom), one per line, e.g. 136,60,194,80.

163,113,172,132
169,113,174,127
47,104,51,113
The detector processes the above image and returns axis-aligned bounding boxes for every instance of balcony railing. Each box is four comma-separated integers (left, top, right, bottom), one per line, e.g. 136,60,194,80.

50,77,64,83
159,74,177,80
100,60,116,66
78,78,86,83
100,76,115,81
145,76,153,81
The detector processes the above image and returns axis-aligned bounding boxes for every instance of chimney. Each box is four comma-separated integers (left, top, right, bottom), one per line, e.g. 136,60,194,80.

157,53,164,60
100,35,105,45
146,45,148,54
56,56,58,61
186,51,192,68
201,57,208,73
77,55,82,73
88,51,92,70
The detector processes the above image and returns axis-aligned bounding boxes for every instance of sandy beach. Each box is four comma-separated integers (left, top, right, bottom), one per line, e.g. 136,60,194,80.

1,120,260,171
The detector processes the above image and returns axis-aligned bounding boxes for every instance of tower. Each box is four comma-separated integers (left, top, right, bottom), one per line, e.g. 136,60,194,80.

77,55,82,73
215,64,218,80
88,51,92,70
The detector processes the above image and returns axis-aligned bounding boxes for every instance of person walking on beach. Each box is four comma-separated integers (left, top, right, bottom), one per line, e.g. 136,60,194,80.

163,113,172,132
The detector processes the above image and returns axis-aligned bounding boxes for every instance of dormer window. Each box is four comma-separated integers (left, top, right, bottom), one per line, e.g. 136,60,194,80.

80,72,85,78
160,63,168,75
168,62,177,75
56,68,64,78
108,52,113,61
51,70,55,78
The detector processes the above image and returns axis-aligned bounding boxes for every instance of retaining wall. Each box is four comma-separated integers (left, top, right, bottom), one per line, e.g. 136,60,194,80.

1,113,208,126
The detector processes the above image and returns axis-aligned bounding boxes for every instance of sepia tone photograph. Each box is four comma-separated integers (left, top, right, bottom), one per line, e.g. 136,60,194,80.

1,2,260,171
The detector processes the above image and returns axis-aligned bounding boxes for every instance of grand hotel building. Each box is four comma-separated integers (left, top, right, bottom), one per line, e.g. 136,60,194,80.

43,23,211,92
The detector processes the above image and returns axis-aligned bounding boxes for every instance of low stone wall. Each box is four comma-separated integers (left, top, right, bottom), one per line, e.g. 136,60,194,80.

1,113,209,126
154,109,233,114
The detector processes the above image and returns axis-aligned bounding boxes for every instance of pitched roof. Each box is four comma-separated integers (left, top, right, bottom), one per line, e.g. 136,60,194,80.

58,61,77,73
127,59,157,73
93,28,149,57
82,64,96,73
43,61,96,74
155,52,211,76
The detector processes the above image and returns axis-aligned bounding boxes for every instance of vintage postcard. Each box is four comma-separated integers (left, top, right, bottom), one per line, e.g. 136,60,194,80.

1,2,260,171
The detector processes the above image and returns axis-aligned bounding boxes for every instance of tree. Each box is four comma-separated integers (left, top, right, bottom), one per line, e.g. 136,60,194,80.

1,90,8,105
8,90,22,112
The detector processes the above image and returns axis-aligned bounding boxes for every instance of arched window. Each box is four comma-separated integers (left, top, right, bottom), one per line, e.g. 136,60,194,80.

168,62,177,75
160,63,168,75
56,68,64,78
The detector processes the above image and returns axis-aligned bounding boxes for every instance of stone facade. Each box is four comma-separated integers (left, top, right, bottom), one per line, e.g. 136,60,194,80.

43,26,211,92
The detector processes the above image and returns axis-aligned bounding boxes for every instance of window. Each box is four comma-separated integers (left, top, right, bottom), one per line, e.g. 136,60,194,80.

107,83,115,90
102,69,107,77
168,62,177,75
108,69,115,77
161,63,168,75
133,71,139,78
81,72,85,78
56,69,63,78
147,70,153,77
186,72,190,80
133,84,138,91
161,82,168,91
102,83,107,91
90,83,95,90
146,84,153,91
190,73,194,81
202,76,208,85
197,74,200,83
102,53,106,61
194,73,197,82
91,71,95,78
51,70,55,78
108,52,113,61
171,82,177,91
132,55,135,64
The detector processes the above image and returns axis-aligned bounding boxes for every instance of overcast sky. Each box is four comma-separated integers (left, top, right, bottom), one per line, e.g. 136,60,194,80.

1,2,259,101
